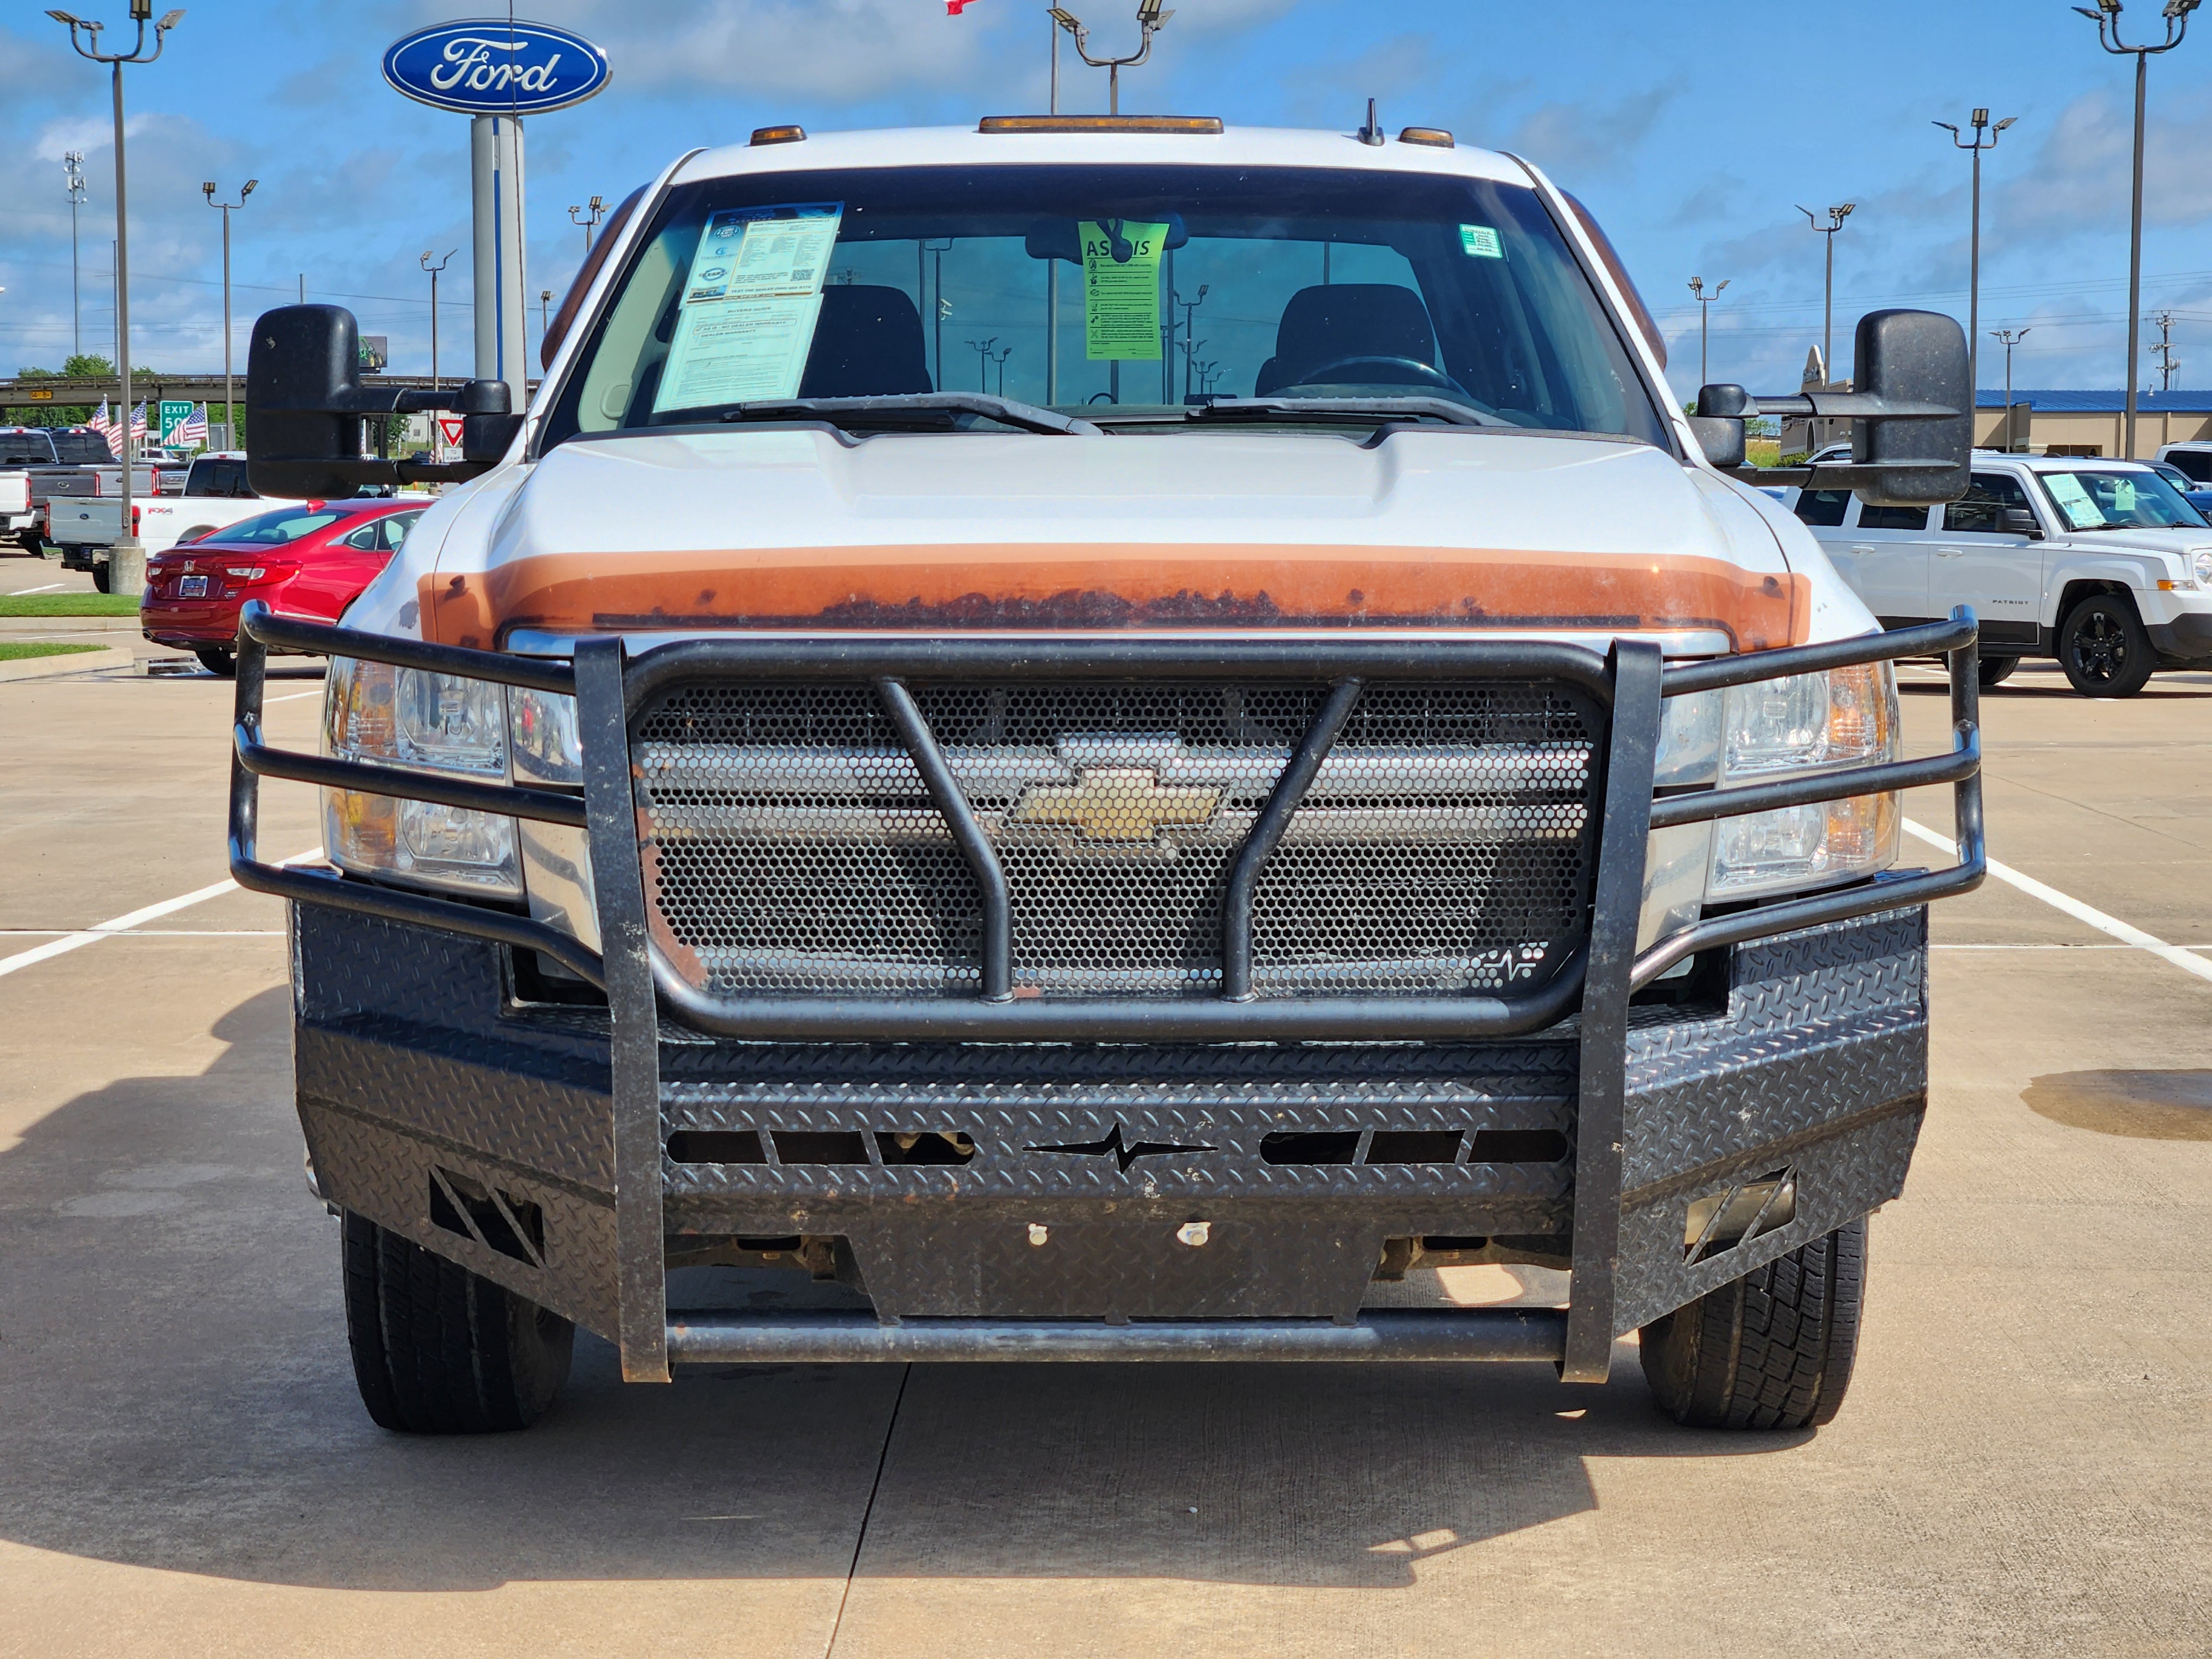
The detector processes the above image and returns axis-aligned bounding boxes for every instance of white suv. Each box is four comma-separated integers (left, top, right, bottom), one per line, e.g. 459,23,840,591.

1791,451,2212,695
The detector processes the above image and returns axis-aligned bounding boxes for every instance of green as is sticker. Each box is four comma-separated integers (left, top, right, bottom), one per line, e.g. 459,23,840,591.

1459,224,1504,259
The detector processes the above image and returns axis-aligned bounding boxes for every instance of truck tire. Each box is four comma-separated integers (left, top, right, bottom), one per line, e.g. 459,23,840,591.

2058,594,2154,697
340,1211,573,1434
1637,1217,1865,1431
1977,655,2018,688
91,561,111,594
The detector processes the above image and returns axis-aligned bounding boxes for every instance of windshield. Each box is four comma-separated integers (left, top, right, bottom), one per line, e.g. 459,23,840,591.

208,506,364,546
543,163,1667,447
2037,468,2208,531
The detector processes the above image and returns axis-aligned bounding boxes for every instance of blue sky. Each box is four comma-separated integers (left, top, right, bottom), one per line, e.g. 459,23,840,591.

4,0,2210,399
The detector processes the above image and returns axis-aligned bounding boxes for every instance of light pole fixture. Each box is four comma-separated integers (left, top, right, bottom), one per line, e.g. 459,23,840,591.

202,175,254,451
1796,202,1856,392
1687,275,1730,387
49,0,186,600
1933,108,2016,404
540,288,553,338
568,195,606,254
993,342,1013,398
966,336,1000,392
64,152,86,361
1173,282,1208,400
2077,0,2198,457
1991,327,2032,451
1050,1,1173,116
421,248,456,392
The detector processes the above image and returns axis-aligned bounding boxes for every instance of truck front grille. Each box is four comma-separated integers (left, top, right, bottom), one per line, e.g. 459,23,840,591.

633,679,1600,999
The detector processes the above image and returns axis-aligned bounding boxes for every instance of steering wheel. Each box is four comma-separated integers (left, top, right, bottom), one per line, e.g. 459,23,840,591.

1282,355,1464,394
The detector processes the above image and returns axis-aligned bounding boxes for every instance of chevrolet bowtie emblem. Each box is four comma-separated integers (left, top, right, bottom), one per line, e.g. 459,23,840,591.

1010,766,1222,842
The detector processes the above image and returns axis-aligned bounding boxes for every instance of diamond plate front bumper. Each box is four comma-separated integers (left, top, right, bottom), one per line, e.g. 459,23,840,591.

239,604,1984,1383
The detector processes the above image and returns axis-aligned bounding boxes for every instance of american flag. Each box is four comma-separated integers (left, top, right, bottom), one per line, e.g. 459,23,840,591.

179,403,208,447
128,401,148,441
88,398,111,441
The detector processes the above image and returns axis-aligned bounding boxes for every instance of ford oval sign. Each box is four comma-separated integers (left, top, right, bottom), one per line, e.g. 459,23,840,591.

383,18,611,116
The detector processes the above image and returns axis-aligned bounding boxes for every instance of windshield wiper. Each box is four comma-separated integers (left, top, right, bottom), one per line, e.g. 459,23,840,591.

720,393,1102,437
1175,396,1506,429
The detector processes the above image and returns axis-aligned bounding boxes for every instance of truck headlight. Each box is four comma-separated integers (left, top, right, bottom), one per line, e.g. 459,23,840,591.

322,658,520,897
2193,549,2212,587
1708,661,1901,898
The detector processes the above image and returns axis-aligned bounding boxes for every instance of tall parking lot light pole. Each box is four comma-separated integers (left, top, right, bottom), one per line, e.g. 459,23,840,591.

48,0,185,601
1992,327,2031,451
421,249,455,392
2077,0,2198,458
1050,1,1173,116
1796,202,1856,390
1687,275,1729,386
568,196,604,255
64,153,86,359
201,176,254,451
1933,108,2016,403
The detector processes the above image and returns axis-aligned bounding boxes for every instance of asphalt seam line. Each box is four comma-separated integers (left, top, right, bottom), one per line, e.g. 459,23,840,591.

0,849,320,980
1903,818,2212,985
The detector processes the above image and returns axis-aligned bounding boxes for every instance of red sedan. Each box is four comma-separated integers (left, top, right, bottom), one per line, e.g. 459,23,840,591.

142,499,427,676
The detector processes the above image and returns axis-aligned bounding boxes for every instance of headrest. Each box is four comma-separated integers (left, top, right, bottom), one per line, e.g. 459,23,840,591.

798,284,932,399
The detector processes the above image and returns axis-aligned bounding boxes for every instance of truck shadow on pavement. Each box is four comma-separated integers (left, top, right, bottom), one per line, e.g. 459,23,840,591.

0,985,1801,1594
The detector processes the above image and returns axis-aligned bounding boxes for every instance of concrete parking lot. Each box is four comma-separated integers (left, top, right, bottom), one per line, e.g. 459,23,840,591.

2,642,2209,1657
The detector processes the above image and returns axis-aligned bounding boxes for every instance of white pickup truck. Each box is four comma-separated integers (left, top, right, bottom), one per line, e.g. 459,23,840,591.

1789,451,2212,695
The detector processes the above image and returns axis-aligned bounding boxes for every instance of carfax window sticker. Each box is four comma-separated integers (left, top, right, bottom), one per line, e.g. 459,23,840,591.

654,202,844,413
1459,223,1504,259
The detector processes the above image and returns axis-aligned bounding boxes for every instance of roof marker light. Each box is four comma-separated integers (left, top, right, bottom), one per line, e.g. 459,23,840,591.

1398,126,1455,148
750,124,806,146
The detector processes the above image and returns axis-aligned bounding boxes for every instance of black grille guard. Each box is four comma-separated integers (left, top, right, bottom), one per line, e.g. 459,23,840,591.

229,602,1985,1024
229,600,1983,1384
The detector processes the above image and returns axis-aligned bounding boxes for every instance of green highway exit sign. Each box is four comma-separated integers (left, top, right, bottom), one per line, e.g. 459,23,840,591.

159,400,194,443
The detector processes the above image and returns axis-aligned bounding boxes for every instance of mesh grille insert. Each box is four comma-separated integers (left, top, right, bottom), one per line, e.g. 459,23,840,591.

634,678,1600,1001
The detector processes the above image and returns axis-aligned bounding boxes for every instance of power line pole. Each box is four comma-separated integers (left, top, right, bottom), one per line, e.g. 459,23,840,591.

2151,309,2179,391
50,0,187,601
1687,275,1729,386
2078,0,2198,458
64,153,86,361
1934,107,2016,402
421,249,455,392
202,178,256,452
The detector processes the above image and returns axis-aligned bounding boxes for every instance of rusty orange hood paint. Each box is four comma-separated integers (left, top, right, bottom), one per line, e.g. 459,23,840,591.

414,425,1808,650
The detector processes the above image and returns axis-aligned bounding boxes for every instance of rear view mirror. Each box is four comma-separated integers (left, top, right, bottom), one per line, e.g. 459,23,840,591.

1694,310,1970,508
2001,507,2042,538
1850,309,1971,507
247,304,520,497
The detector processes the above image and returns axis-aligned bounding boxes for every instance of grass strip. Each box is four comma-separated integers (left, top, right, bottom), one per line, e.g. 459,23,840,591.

0,641,107,661
0,594,139,617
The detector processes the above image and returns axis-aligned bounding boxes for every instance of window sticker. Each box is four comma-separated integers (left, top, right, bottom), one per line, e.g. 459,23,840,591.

1082,220,1168,361
655,202,843,413
1459,223,1504,259
2045,472,2106,530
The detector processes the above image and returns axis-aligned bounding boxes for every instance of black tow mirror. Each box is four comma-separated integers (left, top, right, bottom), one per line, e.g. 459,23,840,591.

1850,309,1971,506
247,304,521,497
1691,309,1970,507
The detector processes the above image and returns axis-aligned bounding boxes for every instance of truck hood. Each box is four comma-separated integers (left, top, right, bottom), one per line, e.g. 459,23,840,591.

2049,525,2212,559
408,426,1808,650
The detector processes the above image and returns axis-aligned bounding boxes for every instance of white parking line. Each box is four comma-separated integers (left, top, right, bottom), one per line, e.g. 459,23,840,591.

0,849,320,981
7,582,65,596
1905,818,2212,985
267,687,324,703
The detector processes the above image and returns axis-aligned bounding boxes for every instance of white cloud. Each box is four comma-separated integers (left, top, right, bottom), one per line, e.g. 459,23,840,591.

34,114,156,163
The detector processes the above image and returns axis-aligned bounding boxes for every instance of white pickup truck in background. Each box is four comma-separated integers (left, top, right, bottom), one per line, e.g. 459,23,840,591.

45,452,427,589
1788,451,2212,695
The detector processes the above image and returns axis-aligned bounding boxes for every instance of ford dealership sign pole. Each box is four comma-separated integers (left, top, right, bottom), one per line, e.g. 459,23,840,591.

383,20,611,411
